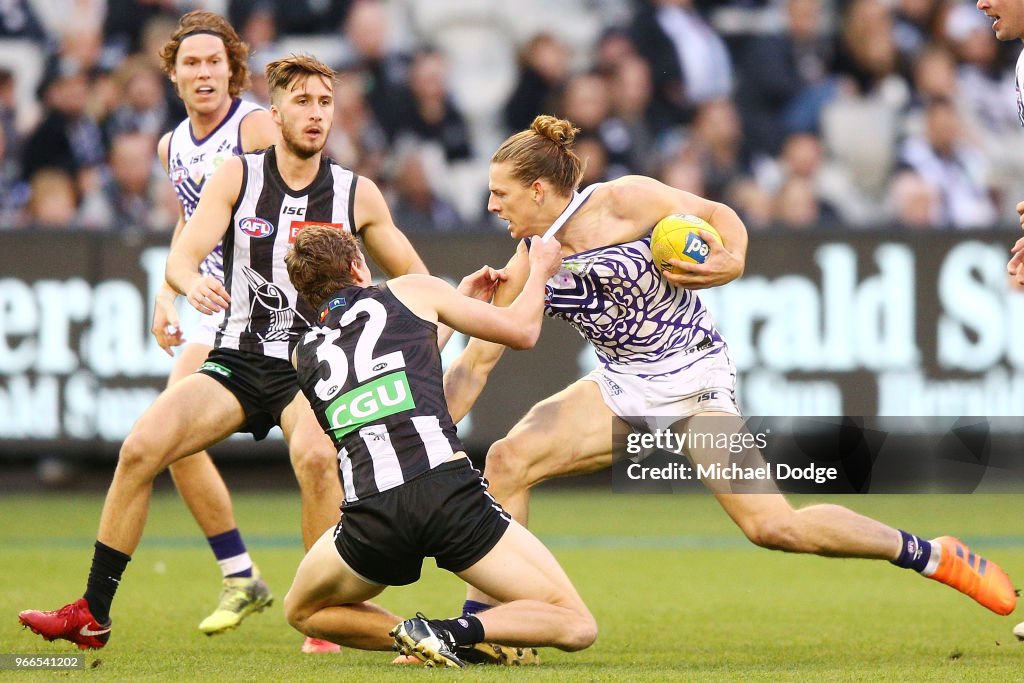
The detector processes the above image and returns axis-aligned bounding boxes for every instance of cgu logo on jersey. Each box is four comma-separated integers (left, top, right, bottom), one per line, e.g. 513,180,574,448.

326,370,416,439
239,217,275,238
289,221,345,244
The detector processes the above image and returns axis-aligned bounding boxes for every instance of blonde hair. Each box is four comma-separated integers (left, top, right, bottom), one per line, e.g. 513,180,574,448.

491,115,584,195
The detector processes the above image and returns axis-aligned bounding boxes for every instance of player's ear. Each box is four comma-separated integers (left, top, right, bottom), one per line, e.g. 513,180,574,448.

349,258,364,284
531,178,544,205
270,104,281,126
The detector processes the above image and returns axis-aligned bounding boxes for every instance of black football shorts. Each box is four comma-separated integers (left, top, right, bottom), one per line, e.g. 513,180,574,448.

197,347,301,440
333,458,511,586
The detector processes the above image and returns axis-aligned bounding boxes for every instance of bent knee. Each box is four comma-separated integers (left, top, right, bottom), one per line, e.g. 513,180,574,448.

559,611,598,652
282,589,309,633
289,438,338,479
484,438,531,487
118,429,167,475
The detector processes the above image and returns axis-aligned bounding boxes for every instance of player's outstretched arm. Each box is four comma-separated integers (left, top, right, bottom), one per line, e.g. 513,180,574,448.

443,242,530,422
607,175,747,290
390,238,560,350
351,174,470,349
166,156,243,315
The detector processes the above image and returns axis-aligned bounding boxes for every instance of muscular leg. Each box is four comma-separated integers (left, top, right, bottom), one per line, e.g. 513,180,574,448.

165,343,238,537
467,379,626,607
283,529,396,649
97,375,246,555
483,379,627,525
457,521,597,651
280,394,344,550
680,412,901,559
680,411,1016,614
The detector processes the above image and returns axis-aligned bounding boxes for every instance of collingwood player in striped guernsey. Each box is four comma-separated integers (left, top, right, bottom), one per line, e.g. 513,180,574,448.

150,10,280,641
17,54,433,652
977,0,1024,640
444,115,1017,622
281,225,596,668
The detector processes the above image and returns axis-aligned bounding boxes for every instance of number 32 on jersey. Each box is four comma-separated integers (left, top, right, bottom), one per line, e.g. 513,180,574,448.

304,298,413,438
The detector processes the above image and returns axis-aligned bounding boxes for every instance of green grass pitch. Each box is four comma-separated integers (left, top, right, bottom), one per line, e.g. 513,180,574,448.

1,489,1021,681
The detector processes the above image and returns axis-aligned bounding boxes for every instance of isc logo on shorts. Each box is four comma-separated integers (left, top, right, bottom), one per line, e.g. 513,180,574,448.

684,233,710,264
289,221,346,243
239,217,274,238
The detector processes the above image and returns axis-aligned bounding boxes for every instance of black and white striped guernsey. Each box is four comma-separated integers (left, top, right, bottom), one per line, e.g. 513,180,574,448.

294,285,465,503
216,146,357,360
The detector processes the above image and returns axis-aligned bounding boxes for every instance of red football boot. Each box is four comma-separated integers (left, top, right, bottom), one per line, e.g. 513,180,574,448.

19,598,111,649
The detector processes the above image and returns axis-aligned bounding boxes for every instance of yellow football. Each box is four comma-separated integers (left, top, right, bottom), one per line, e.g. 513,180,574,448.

650,213,722,273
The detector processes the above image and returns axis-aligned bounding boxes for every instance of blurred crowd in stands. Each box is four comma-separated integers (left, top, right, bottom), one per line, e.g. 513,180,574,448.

1,0,1022,234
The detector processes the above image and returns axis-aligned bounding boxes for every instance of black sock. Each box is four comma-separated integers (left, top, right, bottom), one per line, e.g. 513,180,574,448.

433,615,485,647
83,541,131,624
889,530,932,573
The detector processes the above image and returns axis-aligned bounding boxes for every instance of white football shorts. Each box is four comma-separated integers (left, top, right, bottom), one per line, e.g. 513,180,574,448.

583,349,740,433
179,308,223,349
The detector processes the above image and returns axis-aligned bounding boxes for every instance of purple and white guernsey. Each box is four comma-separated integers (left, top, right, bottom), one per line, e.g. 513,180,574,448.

542,185,727,378
166,98,265,281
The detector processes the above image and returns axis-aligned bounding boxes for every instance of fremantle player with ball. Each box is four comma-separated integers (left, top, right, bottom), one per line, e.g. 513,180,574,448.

443,114,1017,624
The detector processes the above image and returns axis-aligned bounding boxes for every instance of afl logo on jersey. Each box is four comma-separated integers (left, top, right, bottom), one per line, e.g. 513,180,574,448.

171,167,189,185
240,217,275,238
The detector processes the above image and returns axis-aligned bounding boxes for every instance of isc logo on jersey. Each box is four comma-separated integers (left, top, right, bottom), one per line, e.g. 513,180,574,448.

239,217,275,238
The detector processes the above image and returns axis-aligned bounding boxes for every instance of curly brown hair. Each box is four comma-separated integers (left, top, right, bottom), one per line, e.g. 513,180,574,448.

286,225,363,309
491,114,584,196
159,10,250,98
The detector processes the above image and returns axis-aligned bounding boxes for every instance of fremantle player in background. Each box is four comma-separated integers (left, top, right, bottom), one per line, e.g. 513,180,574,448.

150,9,281,643
18,54,430,652
281,225,595,668
976,0,1024,640
443,114,1017,624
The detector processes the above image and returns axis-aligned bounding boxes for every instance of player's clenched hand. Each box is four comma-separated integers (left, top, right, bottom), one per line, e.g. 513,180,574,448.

530,236,562,279
151,293,183,356
1008,231,1024,284
457,266,508,302
186,276,230,315
662,231,743,290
